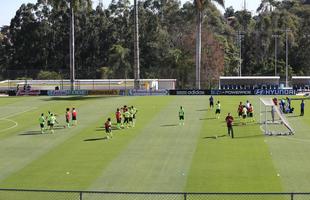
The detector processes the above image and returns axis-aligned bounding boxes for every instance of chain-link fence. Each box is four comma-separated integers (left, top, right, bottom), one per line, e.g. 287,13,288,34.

1,189,310,200
0,79,176,91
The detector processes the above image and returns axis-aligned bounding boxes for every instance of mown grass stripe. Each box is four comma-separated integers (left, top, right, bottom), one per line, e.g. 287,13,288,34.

185,96,283,192
89,96,208,192
0,96,171,190
0,96,131,187
265,99,310,192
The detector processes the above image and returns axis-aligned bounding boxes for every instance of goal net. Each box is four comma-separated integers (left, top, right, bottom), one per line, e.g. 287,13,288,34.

259,98,295,136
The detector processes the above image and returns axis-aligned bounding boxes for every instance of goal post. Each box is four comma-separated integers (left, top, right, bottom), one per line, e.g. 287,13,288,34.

259,98,295,136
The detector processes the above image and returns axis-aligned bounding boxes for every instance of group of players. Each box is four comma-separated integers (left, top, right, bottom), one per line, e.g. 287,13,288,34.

104,105,138,139
38,108,77,134
237,100,255,123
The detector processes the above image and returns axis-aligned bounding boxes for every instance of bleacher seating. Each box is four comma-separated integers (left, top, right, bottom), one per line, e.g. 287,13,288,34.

219,76,280,90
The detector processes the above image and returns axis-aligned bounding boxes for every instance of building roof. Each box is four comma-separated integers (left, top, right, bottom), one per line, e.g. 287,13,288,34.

292,76,310,79
220,76,280,80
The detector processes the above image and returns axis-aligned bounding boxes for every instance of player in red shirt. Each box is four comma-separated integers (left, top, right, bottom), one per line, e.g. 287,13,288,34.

116,108,122,129
225,113,234,138
273,97,278,106
237,102,243,118
72,108,77,126
65,108,70,128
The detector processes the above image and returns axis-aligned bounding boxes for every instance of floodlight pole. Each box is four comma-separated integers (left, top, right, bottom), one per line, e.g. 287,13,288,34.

195,10,202,89
272,34,280,76
237,30,244,77
69,0,75,91
134,0,140,89
285,29,290,88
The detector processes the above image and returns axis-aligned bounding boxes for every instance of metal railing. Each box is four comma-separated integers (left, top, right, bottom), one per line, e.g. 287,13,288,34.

0,189,309,200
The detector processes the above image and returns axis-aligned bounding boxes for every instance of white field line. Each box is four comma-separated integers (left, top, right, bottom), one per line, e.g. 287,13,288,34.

0,107,38,132
0,119,18,133
278,136,310,143
0,107,37,120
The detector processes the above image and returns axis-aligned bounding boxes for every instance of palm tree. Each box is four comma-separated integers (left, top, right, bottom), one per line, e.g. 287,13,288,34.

194,0,224,89
49,0,92,90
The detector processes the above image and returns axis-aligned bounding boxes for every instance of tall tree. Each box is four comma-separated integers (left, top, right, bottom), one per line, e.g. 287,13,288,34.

49,0,92,90
194,0,224,89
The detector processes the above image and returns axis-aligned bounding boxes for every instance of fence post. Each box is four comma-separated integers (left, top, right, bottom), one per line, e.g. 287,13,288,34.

291,193,294,200
79,192,83,200
183,193,187,200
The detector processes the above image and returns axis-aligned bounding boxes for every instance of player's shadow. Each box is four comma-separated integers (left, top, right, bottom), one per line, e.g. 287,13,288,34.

233,122,259,126
203,135,226,139
19,131,43,136
200,117,216,120
196,109,208,112
160,124,178,127
287,115,301,118
95,127,121,131
84,137,108,142
234,134,264,139
54,126,66,130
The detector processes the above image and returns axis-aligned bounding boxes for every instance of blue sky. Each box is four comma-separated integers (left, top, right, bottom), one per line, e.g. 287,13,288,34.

0,0,261,26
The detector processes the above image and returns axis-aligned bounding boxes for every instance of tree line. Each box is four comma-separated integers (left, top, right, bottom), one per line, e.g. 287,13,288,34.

0,0,309,88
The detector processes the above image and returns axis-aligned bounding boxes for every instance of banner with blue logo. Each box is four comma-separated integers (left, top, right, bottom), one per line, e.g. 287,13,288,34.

254,89,296,95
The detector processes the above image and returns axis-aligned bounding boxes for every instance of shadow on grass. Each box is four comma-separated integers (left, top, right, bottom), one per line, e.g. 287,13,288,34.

96,127,122,131
43,96,117,101
84,137,107,142
233,122,259,126
287,115,301,118
54,125,66,130
200,117,216,120
203,135,226,139
196,109,208,112
19,131,43,136
234,134,264,139
160,124,179,127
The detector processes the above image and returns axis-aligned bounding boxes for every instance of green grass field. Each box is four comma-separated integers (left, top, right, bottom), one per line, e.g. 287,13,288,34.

0,95,309,195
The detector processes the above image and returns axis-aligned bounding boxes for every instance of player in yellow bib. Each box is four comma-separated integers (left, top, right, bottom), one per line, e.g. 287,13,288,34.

179,106,185,125
39,113,46,134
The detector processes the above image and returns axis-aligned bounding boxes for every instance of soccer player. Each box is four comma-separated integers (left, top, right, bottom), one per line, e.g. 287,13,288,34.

242,105,247,124
122,105,128,112
248,104,254,122
130,106,138,127
39,113,46,134
237,102,243,118
115,108,122,129
105,118,112,139
301,99,305,116
273,97,278,106
72,108,77,126
65,108,70,128
123,109,130,128
50,114,57,133
47,111,52,130
209,96,214,109
128,107,133,127
245,100,250,110
215,101,221,119
225,113,234,138
179,106,185,125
